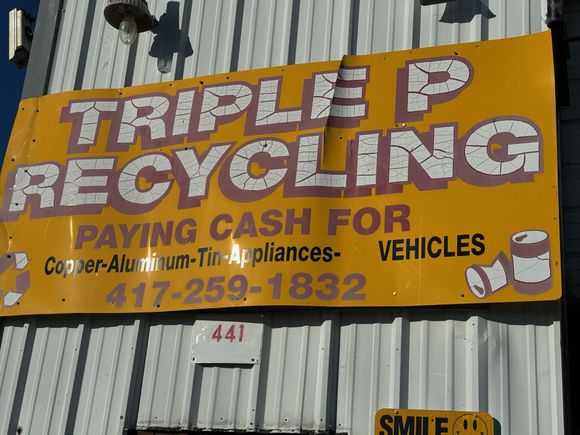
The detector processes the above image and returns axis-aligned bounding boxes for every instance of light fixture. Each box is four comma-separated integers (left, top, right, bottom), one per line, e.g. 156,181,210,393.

104,0,157,46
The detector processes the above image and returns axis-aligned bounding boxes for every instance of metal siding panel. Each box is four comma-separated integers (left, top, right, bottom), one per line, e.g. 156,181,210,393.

336,314,407,435
22,0,66,99
72,317,145,435
137,313,263,431
137,315,195,429
0,309,564,435
548,321,565,435
237,0,293,70
357,0,398,53
336,305,564,435
48,0,89,92
180,0,238,79
256,311,334,432
0,319,35,435
180,0,210,78
44,0,549,91
77,1,116,90
294,0,351,63
195,363,259,430
16,319,85,435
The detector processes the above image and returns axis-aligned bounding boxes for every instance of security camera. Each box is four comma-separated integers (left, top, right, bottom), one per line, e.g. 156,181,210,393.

8,9,35,68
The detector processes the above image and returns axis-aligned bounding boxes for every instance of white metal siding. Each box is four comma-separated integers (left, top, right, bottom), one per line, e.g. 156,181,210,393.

45,0,548,92
1,1,563,435
0,305,564,435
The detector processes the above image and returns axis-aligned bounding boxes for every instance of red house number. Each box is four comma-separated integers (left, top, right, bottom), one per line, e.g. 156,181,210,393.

211,324,245,342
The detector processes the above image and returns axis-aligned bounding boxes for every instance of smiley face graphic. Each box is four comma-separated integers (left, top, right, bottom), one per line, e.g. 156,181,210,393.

452,414,489,435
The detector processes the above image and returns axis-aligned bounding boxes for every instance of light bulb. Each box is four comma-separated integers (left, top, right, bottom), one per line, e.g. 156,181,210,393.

118,16,137,45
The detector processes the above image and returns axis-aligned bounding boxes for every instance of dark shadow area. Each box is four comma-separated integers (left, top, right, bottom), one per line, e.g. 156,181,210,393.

124,38,138,87
557,3,580,433
64,316,92,435
440,0,496,24
348,0,359,55
564,299,580,435
229,0,245,72
493,417,501,434
149,1,193,75
122,314,151,433
74,0,96,90
174,0,194,80
287,0,300,65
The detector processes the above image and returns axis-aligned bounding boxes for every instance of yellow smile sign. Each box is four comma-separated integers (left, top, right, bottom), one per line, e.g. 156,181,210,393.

375,408,495,435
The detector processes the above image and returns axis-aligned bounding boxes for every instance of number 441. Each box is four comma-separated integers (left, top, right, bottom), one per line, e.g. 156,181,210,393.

211,324,245,342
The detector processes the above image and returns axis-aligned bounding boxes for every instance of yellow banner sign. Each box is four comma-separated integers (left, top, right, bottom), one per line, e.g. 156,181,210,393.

375,408,495,435
0,32,560,315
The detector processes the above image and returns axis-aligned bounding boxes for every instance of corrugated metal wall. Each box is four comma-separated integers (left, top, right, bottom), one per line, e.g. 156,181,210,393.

1,1,564,435
0,305,564,435
44,0,548,92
